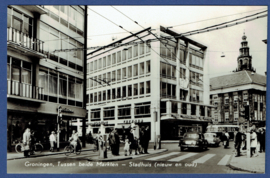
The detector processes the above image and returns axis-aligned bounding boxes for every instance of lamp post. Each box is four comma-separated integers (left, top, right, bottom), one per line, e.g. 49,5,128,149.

153,107,157,150
57,105,62,151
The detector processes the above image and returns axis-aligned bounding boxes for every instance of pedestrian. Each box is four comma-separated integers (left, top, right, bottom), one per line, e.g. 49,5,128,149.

122,126,126,142
234,127,242,157
108,129,116,155
250,129,258,157
22,128,31,157
256,128,261,153
114,129,120,155
30,131,36,155
140,126,145,153
124,138,131,156
128,128,135,155
49,131,56,152
144,126,150,154
260,129,265,152
133,137,139,155
69,130,79,154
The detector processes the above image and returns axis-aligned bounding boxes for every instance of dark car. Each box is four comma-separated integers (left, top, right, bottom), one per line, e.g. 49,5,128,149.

179,132,208,151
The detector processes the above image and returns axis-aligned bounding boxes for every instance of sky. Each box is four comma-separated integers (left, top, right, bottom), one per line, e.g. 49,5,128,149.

86,6,268,78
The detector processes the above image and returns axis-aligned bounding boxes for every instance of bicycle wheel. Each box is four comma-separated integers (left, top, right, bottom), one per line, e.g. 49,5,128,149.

35,144,43,154
15,144,23,154
76,146,81,155
64,146,72,156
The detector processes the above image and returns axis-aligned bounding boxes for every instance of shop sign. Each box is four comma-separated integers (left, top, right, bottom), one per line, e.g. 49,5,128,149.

57,107,74,113
123,119,143,124
88,121,108,126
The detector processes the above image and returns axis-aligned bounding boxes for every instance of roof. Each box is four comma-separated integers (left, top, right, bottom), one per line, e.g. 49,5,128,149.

210,70,266,90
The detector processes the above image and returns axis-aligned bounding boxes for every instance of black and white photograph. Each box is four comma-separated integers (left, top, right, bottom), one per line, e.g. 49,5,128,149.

6,5,267,174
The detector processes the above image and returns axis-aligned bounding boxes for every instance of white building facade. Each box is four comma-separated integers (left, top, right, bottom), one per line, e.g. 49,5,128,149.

86,26,214,142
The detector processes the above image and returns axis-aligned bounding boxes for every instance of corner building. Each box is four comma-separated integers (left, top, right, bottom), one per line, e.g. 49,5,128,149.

7,6,87,151
87,26,215,142
210,33,266,129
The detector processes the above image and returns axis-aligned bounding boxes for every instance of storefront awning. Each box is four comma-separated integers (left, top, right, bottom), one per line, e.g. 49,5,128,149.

161,114,210,122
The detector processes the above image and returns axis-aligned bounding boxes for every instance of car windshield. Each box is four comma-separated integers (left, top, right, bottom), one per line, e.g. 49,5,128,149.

184,133,199,139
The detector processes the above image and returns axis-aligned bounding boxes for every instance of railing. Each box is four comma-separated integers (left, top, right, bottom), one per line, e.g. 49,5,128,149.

7,80,44,100
7,27,44,54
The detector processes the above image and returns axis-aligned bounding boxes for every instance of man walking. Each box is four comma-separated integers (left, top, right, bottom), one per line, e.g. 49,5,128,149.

234,127,242,157
144,126,150,154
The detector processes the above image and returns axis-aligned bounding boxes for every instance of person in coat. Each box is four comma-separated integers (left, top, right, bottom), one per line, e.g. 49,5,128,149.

144,126,150,154
139,126,145,153
49,131,56,152
23,128,31,157
234,127,242,157
108,129,116,155
250,129,258,157
114,129,120,155
127,128,135,155
259,129,265,152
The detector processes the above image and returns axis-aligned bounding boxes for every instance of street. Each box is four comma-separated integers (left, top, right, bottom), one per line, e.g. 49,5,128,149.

7,142,249,174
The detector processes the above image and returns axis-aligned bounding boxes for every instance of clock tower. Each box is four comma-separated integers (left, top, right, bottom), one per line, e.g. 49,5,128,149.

237,33,255,72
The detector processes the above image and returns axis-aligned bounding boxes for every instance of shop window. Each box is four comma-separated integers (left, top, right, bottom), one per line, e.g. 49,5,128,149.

167,84,171,96
161,82,166,96
191,104,196,115
200,106,205,116
180,89,188,101
104,107,115,120
91,110,100,120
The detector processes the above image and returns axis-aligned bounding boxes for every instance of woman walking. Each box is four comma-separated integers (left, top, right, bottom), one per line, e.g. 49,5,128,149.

23,128,31,157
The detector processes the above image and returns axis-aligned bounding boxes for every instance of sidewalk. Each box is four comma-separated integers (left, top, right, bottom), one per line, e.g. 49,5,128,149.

7,144,96,160
228,147,265,173
7,143,167,161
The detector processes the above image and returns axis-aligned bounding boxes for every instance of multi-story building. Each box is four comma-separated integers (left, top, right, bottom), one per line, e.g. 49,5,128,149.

210,33,266,128
7,5,87,151
86,26,215,142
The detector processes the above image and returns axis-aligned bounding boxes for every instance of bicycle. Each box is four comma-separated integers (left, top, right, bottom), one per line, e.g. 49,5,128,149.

15,141,43,154
64,143,81,156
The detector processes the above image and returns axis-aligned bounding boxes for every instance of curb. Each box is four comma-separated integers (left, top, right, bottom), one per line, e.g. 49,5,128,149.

7,149,95,161
226,152,264,174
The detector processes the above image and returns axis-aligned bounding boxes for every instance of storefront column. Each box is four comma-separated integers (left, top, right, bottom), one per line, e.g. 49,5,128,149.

196,105,200,116
187,104,191,115
178,103,182,115
166,101,172,116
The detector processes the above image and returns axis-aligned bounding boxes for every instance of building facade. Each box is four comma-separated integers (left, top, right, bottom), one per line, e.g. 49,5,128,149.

7,5,87,151
210,33,266,128
86,26,215,142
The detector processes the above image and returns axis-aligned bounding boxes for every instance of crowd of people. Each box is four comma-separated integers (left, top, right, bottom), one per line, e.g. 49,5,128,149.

234,127,265,158
86,125,151,157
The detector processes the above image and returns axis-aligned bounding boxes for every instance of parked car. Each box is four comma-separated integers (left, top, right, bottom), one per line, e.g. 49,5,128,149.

204,133,221,147
179,132,208,151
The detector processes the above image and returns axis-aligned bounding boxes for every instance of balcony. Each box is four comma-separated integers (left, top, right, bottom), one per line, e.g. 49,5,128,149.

7,27,47,59
7,80,44,103
21,5,48,14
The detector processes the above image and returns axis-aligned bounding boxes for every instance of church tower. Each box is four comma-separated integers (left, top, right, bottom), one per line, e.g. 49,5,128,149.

236,33,255,72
